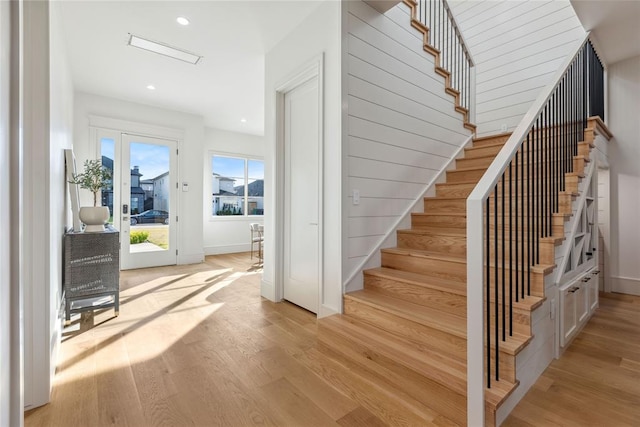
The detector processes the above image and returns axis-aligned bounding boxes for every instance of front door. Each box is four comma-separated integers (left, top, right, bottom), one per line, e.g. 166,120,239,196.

283,75,320,313
100,132,178,270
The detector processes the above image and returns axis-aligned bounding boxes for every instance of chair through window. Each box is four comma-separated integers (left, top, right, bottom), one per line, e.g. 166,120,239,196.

250,223,264,262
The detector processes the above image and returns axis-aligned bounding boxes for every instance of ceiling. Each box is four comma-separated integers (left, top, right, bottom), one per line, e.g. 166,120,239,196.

57,1,324,136
570,0,640,65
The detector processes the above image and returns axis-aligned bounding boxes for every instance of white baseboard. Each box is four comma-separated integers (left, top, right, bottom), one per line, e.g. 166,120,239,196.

204,244,251,256
177,252,204,265
319,304,339,319
261,278,276,302
611,275,640,296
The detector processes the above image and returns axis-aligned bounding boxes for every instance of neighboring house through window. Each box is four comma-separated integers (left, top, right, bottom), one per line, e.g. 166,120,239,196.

211,154,264,217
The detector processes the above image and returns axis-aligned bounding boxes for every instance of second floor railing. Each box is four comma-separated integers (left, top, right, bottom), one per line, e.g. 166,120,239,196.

414,0,474,114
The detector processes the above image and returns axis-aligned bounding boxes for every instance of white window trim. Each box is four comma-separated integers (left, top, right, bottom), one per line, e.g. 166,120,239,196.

209,151,264,220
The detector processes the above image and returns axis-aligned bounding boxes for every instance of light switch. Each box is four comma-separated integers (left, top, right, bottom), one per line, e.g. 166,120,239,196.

182,182,189,192
353,189,360,205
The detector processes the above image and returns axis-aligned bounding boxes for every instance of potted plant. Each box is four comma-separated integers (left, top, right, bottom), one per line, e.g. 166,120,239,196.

69,159,112,232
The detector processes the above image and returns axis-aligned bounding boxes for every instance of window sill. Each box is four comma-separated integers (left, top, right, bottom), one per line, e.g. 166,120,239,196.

209,216,264,222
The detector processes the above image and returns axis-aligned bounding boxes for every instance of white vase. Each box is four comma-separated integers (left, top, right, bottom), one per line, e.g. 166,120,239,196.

79,206,110,232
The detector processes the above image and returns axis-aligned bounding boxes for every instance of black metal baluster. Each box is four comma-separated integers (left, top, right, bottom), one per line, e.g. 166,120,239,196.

584,47,587,139
536,116,541,266
544,107,548,239
494,183,499,381
546,104,553,237
560,77,569,190
515,151,519,305
448,14,451,77
551,87,560,217
509,160,513,335
526,132,531,299
502,174,506,342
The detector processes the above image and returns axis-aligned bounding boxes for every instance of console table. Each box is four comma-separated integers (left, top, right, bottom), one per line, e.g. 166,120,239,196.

63,225,120,325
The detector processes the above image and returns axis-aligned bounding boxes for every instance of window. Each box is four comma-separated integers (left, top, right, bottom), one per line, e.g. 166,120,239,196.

211,155,264,217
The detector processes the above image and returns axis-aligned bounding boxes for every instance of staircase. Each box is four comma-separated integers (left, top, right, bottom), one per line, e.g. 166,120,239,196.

318,117,608,425
315,0,607,423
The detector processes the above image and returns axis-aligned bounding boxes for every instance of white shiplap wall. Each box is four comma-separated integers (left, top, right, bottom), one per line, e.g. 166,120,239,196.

346,0,470,282
449,0,585,137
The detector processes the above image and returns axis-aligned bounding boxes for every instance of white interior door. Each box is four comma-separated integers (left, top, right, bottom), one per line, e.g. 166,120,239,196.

111,134,178,270
283,76,320,313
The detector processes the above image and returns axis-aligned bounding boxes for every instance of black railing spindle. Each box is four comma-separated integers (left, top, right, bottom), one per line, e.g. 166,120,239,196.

480,39,605,389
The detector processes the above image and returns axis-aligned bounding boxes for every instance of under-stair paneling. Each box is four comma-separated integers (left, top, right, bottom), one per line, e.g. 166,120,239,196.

346,0,470,283
448,0,585,136
496,282,556,425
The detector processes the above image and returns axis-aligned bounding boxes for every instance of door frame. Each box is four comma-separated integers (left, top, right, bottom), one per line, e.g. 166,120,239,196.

89,116,183,269
274,54,324,310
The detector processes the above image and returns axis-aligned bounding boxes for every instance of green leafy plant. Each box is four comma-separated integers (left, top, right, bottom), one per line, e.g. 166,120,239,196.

130,231,149,244
69,159,112,207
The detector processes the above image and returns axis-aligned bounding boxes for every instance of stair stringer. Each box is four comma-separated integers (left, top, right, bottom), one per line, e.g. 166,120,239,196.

344,135,473,292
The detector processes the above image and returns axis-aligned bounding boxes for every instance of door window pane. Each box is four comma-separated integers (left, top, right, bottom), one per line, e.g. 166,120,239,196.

100,137,115,223
129,142,170,252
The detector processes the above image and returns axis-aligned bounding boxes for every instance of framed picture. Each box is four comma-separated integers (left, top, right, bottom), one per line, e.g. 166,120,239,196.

65,149,82,231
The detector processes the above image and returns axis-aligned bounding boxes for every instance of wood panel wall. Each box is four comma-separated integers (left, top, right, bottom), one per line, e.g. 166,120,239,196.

449,0,585,136
345,0,470,279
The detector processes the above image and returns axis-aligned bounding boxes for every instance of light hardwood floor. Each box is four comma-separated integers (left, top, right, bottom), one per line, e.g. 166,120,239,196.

503,292,640,426
25,254,639,426
25,254,390,427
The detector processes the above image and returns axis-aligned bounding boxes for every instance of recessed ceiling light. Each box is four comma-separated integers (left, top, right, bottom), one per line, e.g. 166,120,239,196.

127,34,202,65
176,16,190,26
146,85,156,90
240,118,247,123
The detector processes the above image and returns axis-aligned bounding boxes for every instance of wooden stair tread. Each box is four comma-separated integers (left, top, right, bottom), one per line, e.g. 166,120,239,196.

397,227,466,237
485,260,556,275
346,289,466,337
470,140,506,149
452,165,489,173
413,212,466,217
360,273,538,356
492,332,533,356
424,196,466,201
346,288,533,358
320,314,468,395
472,133,511,146
485,379,519,409
382,247,466,263
365,267,467,296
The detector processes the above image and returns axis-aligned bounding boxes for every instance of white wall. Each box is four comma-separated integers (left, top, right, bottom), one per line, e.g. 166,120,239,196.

20,0,52,410
608,55,640,295
0,0,21,424
48,2,73,384
17,0,75,411
449,0,585,136
345,1,470,281
263,0,342,315
203,127,264,255
73,92,205,265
